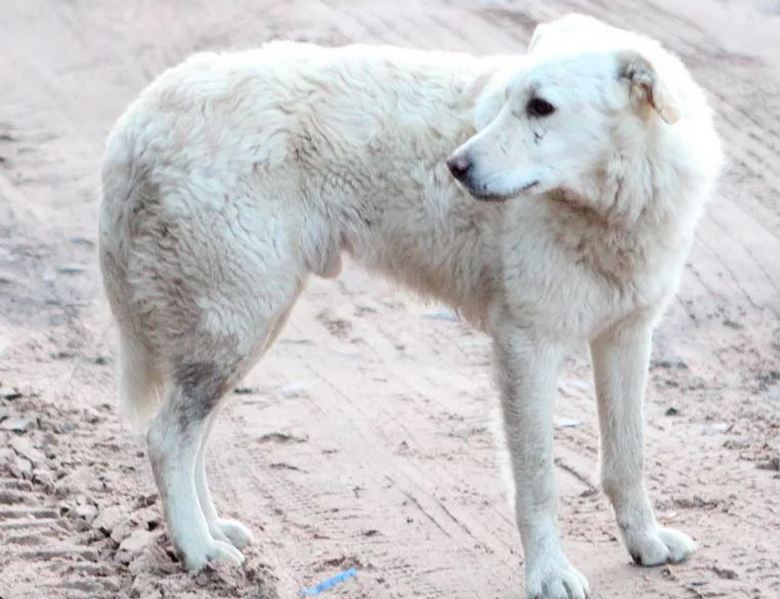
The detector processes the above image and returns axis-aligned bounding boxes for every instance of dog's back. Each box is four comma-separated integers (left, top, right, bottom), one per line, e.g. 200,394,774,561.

99,42,500,407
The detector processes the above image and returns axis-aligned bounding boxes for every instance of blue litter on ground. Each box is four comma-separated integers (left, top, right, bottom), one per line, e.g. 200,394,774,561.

299,568,358,596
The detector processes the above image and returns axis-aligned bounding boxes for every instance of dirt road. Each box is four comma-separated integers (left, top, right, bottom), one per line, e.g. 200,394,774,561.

1,1,778,597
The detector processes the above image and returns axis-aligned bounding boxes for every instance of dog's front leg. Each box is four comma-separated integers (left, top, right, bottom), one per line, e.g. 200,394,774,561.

590,317,696,566
494,326,589,599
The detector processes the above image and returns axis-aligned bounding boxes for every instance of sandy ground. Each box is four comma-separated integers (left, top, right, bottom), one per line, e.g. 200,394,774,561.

0,1,778,597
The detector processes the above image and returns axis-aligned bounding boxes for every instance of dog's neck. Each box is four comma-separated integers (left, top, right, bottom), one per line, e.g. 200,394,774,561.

557,124,706,242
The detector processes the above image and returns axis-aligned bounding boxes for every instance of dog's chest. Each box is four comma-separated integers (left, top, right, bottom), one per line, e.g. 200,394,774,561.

499,203,682,337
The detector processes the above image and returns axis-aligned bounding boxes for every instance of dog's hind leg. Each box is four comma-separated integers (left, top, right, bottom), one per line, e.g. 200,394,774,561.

148,295,301,569
115,175,311,569
147,361,245,570
193,304,296,550
194,411,255,549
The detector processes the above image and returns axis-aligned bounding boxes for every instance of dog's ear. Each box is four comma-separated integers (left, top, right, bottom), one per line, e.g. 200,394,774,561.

617,51,680,124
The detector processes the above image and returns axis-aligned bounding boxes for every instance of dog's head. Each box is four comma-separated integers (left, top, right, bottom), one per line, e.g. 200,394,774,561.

448,19,681,207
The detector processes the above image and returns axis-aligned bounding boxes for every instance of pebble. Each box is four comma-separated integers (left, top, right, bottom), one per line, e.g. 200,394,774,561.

651,356,688,370
0,270,17,284
555,417,581,428
54,420,77,434
756,456,780,471
69,236,95,247
558,380,591,396
0,416,33,432
130,505,161,530
279,382,309,398
0,447,14,464
73,517,94,533
119,528,155,555
10,436,46,466
56,264,85,275
421,308,458,322
712,566,738,580
32,469,54,487
73,505,98,523
93,505,123,535
110,518,133,543
8,455,32,479
701,422,731,435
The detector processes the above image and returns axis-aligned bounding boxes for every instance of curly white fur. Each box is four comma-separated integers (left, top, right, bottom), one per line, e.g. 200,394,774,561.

99,14,721,598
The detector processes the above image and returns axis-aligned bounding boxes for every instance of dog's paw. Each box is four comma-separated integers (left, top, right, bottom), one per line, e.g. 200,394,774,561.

526,553,589,599
182,539,245,571
626,526,697,566
212,518,254,549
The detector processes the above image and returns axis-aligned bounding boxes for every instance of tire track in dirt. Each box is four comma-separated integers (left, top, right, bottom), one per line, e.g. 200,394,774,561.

218,278,522,597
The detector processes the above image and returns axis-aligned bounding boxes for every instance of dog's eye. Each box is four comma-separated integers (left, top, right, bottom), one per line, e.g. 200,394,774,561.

527,97,555,117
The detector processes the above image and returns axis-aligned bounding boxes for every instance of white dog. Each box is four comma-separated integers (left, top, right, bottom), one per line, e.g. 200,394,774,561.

99,13,722,598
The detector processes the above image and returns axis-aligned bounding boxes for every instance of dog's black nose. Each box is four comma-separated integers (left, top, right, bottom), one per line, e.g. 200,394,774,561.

446,155,471,182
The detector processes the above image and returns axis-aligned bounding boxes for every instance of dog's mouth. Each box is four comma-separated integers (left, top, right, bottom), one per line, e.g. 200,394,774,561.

468,180,540,202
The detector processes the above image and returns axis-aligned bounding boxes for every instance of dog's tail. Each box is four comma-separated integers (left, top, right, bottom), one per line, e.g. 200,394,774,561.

100,127,165,430
117,328,163,429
